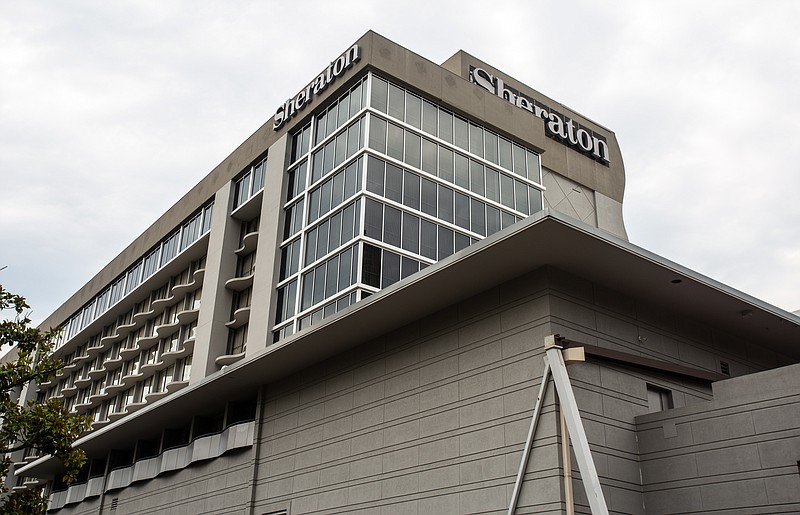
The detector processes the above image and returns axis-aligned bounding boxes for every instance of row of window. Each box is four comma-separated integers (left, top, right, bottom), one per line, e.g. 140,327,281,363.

304,201,360,267
368,119,542,213
310,115,365,185
307,158,362,223
300,243,360,311
364,199,490,261
362,243,427,289
365,157,531,236
371,75,541,179
59,204,213,346
233,156,267,211
313,75,368,147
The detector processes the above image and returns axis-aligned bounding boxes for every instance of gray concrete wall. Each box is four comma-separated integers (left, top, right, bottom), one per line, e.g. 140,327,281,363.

249,267,790,514
99,449,252,515
254,268,563,514
636,363,800,514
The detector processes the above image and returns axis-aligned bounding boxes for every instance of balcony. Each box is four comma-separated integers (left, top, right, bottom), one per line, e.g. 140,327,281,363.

225,306,250,329
224,273,254,292
176,308,199,326
235,231,259,256
215,352,246,368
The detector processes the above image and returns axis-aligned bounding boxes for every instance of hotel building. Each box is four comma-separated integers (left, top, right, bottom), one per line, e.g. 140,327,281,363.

10,31,800,514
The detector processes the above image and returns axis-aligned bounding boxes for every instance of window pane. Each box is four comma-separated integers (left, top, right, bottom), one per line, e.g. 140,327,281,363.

388,84,405,120
499,137,512,170
404,131,421,169
421,138,437,175
422,100,437,136
420,219,437,259
337,95,350,127
316,220,329,258
322,140,335,176
371,76,388,113
529,186,543,213
401,257,419,280
346,120,361,159
385,163,403,202
332,170,345,208
421,178,437,216
485,131,498,164
454,116,469,150
305,228,317,265
469,123,483,157
383,205,402,247
402,212,419,253
369,115,387,154
485,168,500,203
515,179,529,214
344,161,358,199
350,81,363,114
439,109,453,143
325,255,339,298
486,205,501,235
387,123,404,161
438,185,454,223
438,226,454,259
406,93,421,129
438,147,454,182
382,251,400,287
455,192,470,230
455,232,471,252
339,247,353,290
312,263,325,305
342,203,356,243
512,143,526,178
470,160,485,196
366,156,385,195
403,171,420,210
471,199,486,236
365,199,383,239
320,178,333,217
526,149,541,182
362,243,381,287
329,211,342,251
454,153,469,189
301,271,314,309
500,173,515,209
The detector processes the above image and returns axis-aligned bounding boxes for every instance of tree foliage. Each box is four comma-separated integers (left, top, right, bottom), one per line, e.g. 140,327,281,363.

0,285,92,514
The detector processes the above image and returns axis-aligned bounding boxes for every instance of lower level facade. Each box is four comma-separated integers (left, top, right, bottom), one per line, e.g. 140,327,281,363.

36,246,800,514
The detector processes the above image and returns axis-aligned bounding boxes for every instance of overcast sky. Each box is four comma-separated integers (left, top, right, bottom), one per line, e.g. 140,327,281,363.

2,1,799,325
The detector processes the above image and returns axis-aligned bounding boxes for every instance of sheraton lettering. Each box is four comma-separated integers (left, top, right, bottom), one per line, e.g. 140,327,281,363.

469,66,610,164
274,45,361,130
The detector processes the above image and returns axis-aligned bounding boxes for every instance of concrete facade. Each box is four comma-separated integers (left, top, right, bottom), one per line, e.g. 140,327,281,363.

9,30,800,515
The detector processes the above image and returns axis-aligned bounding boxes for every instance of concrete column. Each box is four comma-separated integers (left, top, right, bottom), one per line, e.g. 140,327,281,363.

191,183,238,383
247,134,288,356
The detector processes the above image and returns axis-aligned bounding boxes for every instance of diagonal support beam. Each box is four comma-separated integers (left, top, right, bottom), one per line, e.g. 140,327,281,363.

506,360,551,515
545,338,609,515
507,336,609,515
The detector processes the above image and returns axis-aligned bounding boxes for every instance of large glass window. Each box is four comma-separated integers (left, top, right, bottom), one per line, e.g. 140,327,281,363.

274,72,543,343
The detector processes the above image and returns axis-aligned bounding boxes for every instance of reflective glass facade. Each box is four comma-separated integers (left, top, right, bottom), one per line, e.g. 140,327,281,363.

274,73,543,341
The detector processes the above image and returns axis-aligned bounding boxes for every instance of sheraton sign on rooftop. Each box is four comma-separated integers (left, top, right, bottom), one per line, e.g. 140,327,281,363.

469,66,611,165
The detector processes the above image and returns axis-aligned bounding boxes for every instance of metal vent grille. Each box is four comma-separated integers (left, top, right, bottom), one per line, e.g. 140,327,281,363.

720,361,730,375
110,498,119,511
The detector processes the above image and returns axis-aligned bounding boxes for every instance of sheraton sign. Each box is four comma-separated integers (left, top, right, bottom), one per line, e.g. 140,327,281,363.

469,66,610,165
274,45,361,130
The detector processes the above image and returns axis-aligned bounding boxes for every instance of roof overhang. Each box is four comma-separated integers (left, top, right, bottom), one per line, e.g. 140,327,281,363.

20,209,800,477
